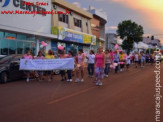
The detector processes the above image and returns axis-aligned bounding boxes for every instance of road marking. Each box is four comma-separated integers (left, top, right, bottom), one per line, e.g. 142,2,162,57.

47,86,97,105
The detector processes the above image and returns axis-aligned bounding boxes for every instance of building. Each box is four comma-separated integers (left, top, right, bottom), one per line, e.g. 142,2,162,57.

0,0,57,56
51,0,95,55
105,33,117,51
88,6,107,51
143,37,161,49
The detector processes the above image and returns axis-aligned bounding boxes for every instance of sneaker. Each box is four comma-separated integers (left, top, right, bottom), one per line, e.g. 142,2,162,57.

105,75,108,77
80,79,84,82
96,81,100,86
75,78,79,83
98,81,103,86
67,79,70,82
26,78,29,83
69,79,73,82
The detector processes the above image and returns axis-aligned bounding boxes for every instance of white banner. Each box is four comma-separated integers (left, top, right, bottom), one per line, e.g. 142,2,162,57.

19,58,74,71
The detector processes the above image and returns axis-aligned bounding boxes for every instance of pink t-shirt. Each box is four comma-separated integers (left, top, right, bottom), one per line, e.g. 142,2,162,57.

36,56,45,59
95,53,104,67
59,54,67,59
77,54,84,64
24,54,33,59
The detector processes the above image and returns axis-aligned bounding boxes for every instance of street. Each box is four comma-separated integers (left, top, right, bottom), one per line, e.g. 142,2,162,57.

0,63,162,122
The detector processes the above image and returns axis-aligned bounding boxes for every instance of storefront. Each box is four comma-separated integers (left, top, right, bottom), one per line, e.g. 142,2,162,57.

51,27,95,55
0,0,53,56
0,31,36,55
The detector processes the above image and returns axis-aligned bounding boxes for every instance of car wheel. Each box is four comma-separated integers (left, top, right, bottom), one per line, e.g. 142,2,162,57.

0,72,8,83
54,70,60,75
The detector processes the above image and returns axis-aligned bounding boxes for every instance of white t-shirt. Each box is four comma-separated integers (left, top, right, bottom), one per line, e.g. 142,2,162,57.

126,55,131,64
87,54,95,64
135,54,139,61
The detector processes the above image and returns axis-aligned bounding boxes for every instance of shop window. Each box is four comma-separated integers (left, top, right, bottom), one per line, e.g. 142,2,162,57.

30,42,36,56
26,35,35,41
9,40,16,54
5,32,16,38
74,18,82,28
17,34,27,40
51,41,57,55
24,42,31,54
0,39,1,54
0,31,4,38
58,14,68,24
17,41,24,54
1,39,8,55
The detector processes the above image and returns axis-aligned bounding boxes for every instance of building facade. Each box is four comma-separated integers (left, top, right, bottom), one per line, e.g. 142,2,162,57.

143,37,161,49
0,0,57,56
51,0,95,55
88,6,107,51
105,33,117,51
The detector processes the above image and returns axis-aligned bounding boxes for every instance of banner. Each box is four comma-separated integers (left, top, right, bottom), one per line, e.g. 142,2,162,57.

19,58,74,71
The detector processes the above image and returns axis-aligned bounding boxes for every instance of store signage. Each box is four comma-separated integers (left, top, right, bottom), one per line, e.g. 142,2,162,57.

6,36,16,40
52,27,96,44
64,32,83,43
83,34,92,44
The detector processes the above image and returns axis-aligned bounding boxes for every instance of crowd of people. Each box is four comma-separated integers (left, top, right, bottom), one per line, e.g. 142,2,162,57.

23,46,156,86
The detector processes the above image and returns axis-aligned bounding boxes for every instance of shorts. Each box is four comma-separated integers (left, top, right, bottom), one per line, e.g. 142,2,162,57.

135,61,138,63
141,58,145,63
95,67,104,79
76,64,84,70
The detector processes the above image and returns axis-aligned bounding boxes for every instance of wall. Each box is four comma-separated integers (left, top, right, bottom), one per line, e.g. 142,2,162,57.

0,0,52,34
52,5,92,34
91,17,100,38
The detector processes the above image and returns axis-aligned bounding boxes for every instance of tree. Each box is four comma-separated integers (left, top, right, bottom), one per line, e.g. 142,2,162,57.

117,20,144,52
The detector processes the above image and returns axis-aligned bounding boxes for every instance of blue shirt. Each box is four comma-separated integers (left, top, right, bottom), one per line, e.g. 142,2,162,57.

114,54,120,62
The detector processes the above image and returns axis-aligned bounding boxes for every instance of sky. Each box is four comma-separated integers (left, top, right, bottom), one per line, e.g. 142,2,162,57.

66,0,163,44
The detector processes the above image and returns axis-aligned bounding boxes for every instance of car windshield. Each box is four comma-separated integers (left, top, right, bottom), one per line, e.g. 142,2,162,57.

0,55,14,64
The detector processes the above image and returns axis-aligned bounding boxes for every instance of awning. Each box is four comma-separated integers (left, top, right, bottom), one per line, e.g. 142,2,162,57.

134,42,149,50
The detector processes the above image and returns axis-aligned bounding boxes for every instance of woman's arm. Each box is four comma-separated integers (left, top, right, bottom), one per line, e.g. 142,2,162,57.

103,53,106,68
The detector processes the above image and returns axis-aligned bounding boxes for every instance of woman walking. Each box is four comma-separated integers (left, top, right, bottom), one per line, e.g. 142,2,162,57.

140,51,145,67
36,51,45,81
44,49,55,81
57,48,67,81
95,46,106,86
24,49,34,83
113,51,120,73
104,49,112,77
134,52,139,68
75,49,85,82
87,50,95,77
119,51,126,72
67,51,73,82
126,52,131,70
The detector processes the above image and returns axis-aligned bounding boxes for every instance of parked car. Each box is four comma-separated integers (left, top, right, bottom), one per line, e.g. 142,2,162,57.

0,55,63,83
0,55,24,83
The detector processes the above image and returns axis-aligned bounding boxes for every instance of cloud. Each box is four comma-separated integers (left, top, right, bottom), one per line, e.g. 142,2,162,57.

72,2,81,8
96,0,163,43
106,26,117,31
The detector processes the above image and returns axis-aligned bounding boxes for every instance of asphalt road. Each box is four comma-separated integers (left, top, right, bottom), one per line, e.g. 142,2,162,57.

0,63,162,122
